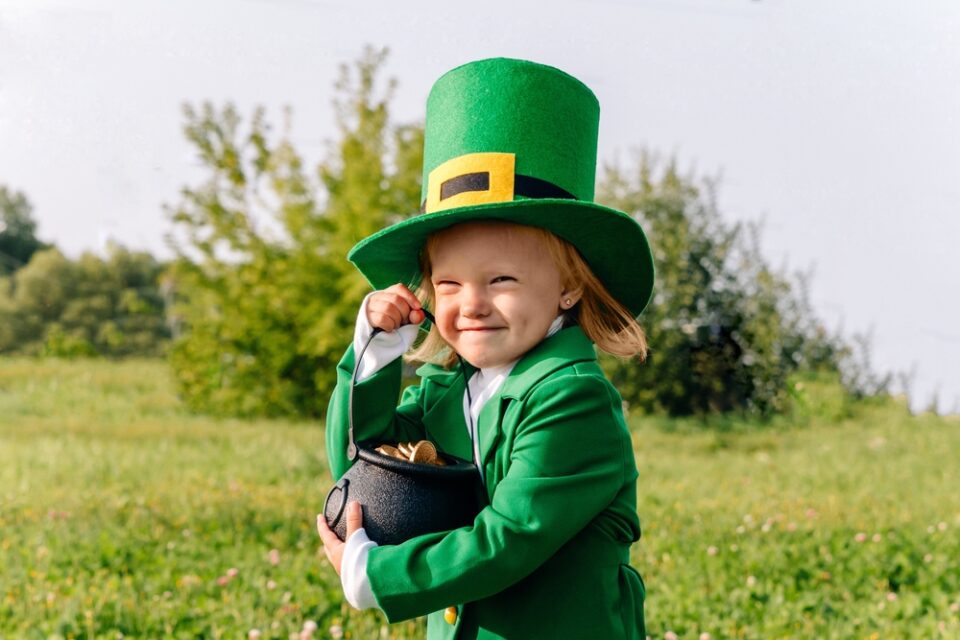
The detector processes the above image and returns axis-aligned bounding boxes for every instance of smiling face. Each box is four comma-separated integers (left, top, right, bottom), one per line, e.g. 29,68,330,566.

426,222,577,369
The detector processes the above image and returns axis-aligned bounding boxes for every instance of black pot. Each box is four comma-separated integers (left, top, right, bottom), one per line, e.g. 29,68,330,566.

323,319,485,545
323,441,484,545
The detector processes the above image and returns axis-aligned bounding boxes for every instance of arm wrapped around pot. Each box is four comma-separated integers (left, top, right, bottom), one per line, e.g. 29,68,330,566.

364,373,639,628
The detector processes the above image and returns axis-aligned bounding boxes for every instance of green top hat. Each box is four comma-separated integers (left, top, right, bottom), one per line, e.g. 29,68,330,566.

348,57,655,317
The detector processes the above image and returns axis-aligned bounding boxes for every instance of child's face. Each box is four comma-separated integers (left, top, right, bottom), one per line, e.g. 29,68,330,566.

428,222,568,369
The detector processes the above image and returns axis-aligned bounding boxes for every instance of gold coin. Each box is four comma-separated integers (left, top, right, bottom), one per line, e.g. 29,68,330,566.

397,442,413,457
376,445,400,458
444,606,457,625
411,440,437,464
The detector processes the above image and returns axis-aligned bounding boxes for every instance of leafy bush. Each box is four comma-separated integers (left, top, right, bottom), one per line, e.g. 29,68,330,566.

0,246,169,357
166,47,423,417
0,186,49,275
596,154,854,416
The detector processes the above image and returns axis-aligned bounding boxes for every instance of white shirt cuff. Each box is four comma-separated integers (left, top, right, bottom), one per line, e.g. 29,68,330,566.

353,293,422,383
341,528,379,610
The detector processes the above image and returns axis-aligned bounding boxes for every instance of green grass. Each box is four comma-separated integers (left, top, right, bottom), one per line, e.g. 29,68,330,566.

0,359,957,639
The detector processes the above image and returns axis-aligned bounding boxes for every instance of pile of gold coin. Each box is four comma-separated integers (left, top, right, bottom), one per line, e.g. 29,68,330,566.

375,440,447,466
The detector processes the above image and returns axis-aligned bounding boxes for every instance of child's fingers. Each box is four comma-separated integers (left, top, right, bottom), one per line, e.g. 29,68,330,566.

382,284,424,324
317,514,344,576
345,501,364,540
384,283,423,313
367,296,409,331
368,286,425,330
316,513,342,545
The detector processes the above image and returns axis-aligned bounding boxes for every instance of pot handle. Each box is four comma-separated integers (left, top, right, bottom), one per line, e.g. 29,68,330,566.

323,478,350,529
348,309,436,462
347,328,381,461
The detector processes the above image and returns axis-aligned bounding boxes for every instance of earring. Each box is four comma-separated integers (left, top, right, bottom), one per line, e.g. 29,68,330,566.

563,298,572,307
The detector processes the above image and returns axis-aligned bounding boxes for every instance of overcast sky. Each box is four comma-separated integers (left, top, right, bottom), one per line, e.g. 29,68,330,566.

1,0,958,412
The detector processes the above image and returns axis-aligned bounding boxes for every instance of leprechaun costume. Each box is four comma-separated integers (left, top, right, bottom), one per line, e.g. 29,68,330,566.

326,58,654,639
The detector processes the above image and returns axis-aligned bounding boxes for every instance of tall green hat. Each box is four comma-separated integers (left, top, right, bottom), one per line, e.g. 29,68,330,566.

348,57,655,317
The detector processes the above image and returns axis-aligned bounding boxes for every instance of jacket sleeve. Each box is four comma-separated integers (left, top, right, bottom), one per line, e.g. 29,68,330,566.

325,346,428,480
365,372,630,621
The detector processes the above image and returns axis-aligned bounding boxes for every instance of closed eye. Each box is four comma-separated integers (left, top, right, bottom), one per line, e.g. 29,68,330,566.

433,280,460,292
491,275,516,284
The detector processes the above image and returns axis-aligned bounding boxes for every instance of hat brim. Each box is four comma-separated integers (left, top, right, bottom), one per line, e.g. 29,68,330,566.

348,198,655,318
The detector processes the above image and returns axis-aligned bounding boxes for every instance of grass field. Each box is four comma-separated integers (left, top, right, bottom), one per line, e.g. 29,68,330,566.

1,358,957,639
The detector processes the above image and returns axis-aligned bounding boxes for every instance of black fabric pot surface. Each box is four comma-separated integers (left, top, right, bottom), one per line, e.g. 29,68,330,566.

324,441,484,545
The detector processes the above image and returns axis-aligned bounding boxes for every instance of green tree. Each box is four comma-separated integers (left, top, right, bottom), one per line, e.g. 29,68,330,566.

0,186,49,275
596,152,845,416
0,245,169,357
167,47,423,417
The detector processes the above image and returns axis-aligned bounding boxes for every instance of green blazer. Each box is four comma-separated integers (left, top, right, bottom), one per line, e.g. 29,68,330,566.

326,326,646,639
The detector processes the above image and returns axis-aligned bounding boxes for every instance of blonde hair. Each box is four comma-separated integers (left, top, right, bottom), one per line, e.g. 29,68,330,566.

406,223,648,367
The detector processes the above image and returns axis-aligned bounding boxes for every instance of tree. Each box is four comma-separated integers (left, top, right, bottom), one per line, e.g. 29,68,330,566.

0,245,169,357
0,186,49,275
167,46,423,417
596,152,846,416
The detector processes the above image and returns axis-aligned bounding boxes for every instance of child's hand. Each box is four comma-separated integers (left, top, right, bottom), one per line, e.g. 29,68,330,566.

366,284,425,332
316,501,364,576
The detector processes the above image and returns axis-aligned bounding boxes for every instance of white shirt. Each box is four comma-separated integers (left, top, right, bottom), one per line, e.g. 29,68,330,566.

340,293,564,610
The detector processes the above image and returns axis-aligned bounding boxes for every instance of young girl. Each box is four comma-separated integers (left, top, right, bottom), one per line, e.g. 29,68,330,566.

317,58,655,639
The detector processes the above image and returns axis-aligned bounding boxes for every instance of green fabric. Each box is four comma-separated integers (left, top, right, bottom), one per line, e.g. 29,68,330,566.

422,58,599,203
346,57,656,319
325,327,646,639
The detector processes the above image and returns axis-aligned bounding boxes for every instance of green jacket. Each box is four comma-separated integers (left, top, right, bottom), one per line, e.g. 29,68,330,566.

326,326,646,639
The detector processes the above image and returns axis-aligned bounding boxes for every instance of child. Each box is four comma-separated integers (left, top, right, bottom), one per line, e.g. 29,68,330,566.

317,58,654,639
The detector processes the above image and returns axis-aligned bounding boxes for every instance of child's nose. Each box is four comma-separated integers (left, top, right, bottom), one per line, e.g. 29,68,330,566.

460,286,490,318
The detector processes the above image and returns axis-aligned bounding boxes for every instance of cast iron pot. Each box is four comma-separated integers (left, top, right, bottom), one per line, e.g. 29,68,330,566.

323,320,485,545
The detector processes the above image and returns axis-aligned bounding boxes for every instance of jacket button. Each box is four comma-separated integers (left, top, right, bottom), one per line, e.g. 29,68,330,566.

444,606,457,625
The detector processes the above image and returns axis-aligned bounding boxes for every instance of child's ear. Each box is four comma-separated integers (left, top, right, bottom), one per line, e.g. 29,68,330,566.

559,286,583,310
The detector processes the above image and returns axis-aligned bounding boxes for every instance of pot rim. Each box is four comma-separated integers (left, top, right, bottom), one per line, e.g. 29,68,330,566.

356,441,481,479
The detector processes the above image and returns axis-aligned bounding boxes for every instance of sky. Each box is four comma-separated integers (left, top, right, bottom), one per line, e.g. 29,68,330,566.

1,0,958,412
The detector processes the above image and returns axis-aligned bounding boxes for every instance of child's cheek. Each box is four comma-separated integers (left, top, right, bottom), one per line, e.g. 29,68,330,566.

435,310,457,343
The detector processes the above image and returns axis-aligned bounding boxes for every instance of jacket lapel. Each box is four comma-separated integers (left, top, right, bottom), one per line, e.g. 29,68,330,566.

417,362,474,462
474,327,597,477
